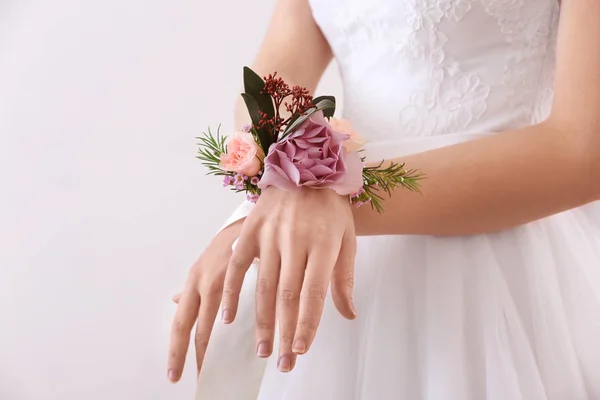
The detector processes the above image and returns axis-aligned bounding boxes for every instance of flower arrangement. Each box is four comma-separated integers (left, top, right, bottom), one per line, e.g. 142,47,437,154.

196,67,424,212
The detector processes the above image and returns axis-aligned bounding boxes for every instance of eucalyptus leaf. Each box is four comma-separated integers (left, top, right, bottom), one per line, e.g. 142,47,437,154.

243,66,275,119
312,95,336,118
282,98,336,137
314,98,336,112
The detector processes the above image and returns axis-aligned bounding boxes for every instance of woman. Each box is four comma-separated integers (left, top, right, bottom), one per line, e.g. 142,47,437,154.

169,0,600,398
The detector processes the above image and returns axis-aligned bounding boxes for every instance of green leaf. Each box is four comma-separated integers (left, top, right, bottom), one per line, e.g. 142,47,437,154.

312,95,336,118
241,93,272,154
243,66,275,119
314,98,336,112
241,93,261,126
282,98,336,137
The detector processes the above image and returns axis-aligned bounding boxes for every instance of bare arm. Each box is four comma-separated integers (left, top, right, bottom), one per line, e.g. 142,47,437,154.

355,0,600,236
234,0,332,127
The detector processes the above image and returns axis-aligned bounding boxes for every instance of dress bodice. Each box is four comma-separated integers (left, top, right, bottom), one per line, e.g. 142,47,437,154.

308,0,560,140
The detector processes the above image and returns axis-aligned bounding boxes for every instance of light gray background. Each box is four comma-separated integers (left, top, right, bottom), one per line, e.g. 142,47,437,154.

0,1,341,399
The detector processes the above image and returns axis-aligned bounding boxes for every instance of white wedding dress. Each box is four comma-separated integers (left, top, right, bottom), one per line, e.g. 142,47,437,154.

196,0,600,399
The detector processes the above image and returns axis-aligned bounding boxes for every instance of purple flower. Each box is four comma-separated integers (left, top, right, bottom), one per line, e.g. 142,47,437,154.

233,174,245,190
258,111,363,195
242,124,252,133
223,175,233,187
250,176,260,186
247,193,260,203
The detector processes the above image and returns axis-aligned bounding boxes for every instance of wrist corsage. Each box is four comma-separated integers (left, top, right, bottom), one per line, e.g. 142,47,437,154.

197,67,424,212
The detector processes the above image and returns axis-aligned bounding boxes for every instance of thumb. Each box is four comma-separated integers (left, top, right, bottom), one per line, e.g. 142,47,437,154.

330,227,357,320
172,293,182,304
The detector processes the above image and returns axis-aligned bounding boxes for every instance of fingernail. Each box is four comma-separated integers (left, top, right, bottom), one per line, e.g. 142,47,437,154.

292,339,306,354
350,300,357,317
168,369,178,382
222,309,231,324
278,355,291,372
257,341,270,357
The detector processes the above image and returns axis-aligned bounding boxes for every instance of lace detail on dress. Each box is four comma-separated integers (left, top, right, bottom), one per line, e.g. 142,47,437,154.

308,0,560,139
482,0,559,126
397,0,490,136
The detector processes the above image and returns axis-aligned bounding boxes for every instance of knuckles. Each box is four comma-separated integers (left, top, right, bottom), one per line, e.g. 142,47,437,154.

297,319,318,333
194,331,210,349
278,289,298,305
228,258,247,271
302,285,326,302
256,278,270,295
345,277,354,289
279,333,295,345
221,286,239,302
255,318,275,331
172,317,191,334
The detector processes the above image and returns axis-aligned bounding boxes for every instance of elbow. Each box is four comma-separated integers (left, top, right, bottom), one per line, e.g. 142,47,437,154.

590,139,600,201
544,114,600,201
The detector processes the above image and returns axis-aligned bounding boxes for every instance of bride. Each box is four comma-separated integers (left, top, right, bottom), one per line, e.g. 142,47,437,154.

169,0,600,399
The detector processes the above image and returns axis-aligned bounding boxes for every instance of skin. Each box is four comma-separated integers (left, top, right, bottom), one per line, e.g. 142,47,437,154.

168,0,600,382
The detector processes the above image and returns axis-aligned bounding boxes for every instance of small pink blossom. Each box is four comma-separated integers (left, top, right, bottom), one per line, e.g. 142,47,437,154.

351,187,365,199
329,118,366,152
247,193,260,203
250,176,260,186
242,124,252,133
233,174,245,190
219,131,264,176
258,111,363,195
223,175,233,187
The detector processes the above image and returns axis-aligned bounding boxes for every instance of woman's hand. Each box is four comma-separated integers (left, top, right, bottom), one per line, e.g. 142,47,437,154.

222,187,357,373
167,219,244,383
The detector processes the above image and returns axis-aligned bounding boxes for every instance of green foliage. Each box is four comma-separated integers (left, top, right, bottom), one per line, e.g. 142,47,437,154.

242,67,275,154
281,98,336,138
243,67,275,119
195,126,229,177
197,67,424,213
361,162,426,213
312,95,336,118
241,93,272,154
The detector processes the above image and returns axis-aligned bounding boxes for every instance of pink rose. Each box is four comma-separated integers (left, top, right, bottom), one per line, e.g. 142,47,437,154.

258,111,363,195
329,118,366,152
219,131,264,176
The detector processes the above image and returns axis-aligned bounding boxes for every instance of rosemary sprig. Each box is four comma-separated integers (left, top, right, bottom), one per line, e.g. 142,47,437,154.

361,161,426,213
195,126,229,177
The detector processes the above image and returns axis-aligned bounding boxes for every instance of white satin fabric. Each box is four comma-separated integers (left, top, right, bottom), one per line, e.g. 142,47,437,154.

197,1,600,399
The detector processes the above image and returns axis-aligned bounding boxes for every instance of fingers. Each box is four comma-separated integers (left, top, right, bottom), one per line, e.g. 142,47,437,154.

330,228,357,320
168,284,200,383
255,245,280,359
292,242,340,357
221,224,258,324
277,246,307,372
194,284,223,375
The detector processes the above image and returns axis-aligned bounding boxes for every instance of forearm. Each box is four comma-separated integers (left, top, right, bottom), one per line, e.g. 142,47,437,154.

234,0,332,128
354,120,598,236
